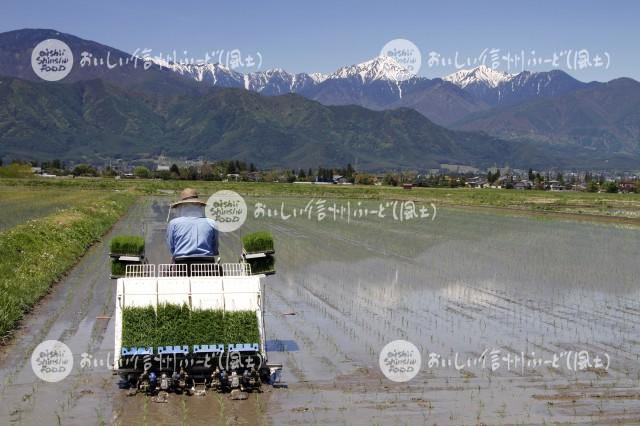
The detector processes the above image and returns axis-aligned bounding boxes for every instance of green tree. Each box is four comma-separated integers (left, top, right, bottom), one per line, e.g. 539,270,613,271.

605,181,619,193
102,166,117,177
383,174,398,186
156,170,172,180
345,163,354,179
487,170,500,184
72,164,97,177
133,166,151,178
0,163,32,178
354,173,374,185
183,166,198,180
200,163,214,180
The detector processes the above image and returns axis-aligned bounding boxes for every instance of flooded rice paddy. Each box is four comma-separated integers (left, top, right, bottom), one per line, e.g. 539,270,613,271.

1,196,639,425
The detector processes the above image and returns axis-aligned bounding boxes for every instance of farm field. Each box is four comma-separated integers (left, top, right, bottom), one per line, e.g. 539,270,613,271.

0,189,134,339
0,185,118,231
0,192,638,424
250,196,640,424
3,177,640,223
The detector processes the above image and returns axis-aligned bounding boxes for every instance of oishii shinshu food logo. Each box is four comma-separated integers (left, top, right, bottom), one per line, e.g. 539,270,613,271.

31,39,74,81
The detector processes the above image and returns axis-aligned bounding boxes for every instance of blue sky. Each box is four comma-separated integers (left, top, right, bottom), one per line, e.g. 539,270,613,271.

2,0,637,81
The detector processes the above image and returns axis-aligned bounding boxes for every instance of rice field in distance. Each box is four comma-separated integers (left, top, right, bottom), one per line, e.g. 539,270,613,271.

3,177,640,223
0,185,117,231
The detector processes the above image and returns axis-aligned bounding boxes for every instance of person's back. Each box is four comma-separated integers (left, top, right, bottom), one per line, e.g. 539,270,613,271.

166,189,219,259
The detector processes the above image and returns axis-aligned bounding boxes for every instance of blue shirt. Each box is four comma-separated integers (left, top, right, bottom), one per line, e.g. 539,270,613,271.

166,216,219,258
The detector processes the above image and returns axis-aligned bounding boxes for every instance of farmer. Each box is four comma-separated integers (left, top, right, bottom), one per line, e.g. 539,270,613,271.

166,188,219,261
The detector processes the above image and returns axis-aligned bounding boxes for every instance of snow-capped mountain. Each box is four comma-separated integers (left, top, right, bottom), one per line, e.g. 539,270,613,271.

154,56,592,124
328,56,412,83
497,69,590,104
244,68,320,95
155,59,245,88
155,56,410,94
443,65,589,107
308,72,329,83
443,65,514,88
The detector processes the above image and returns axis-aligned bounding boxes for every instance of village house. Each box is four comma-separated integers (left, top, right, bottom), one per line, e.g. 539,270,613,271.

513,180,533,190
246,171,262,182
571,183,587,191
547,180,564,191
619,181,636,193
494,175,511,188
466,176,488,188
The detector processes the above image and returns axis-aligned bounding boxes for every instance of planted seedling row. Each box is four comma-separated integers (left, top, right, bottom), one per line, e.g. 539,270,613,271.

122,304,260,349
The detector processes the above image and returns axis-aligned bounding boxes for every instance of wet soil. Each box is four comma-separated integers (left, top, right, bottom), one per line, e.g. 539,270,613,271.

2,196,639,425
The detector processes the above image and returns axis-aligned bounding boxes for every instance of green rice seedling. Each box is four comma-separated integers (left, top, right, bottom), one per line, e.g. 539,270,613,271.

111,260,127,277
190,308,224,344
242,231,274,254
109,235,145,255
121,306,156,348
156,303,191,347
121,305,260,349
223,310,260,344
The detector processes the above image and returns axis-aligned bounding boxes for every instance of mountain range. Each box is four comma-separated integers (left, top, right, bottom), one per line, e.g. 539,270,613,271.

158,52,639,158
0,28,638,170
3,75,573,169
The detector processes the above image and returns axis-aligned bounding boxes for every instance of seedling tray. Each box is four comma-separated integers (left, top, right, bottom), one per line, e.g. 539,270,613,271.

241,232,275,254
242,249,275,258
110,235,146,257
121,305,260,350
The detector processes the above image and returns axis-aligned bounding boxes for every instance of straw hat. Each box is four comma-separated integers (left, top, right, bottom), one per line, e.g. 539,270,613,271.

170,188,207,207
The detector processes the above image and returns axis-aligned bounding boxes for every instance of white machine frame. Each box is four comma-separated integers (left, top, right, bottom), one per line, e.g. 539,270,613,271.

113,263,266,370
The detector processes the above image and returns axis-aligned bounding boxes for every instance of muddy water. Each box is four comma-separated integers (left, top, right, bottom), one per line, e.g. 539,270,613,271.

247,197,640,425
1,196,639,425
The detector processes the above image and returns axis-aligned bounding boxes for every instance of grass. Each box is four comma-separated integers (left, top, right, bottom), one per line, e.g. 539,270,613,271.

242,231,275,253
109,235,145,255
0,185,117,232
0,193,134,339
121,304,260,349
